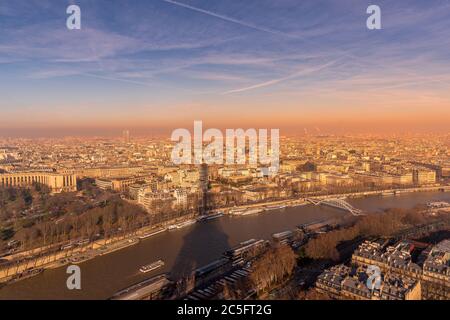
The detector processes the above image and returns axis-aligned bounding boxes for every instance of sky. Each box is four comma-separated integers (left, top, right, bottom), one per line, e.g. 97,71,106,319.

0,0,449,137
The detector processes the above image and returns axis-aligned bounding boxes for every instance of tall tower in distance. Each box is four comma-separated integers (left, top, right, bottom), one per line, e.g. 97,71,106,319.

122,130,130,143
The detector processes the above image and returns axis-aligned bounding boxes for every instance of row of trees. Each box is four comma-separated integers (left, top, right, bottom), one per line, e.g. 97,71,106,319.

249,245,297,295
0,181,152,252
304,207,430,260
12,197,148,250
212,245,298,300
1,179,216,253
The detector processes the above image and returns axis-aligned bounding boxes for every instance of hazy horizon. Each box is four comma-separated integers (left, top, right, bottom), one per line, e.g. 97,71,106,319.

1,0,450,136
0,122,449,139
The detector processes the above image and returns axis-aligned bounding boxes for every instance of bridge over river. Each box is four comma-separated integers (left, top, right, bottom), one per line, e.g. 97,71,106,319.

305,197,365,216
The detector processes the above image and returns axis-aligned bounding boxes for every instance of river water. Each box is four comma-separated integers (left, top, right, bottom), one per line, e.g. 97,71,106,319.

0,191,449,299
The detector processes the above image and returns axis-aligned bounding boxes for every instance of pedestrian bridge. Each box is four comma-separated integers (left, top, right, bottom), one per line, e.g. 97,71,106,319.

306,197,365,216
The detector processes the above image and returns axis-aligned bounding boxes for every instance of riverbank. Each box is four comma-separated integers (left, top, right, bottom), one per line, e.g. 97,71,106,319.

0,189,449,299
218,185,450,215
0,185,448,288
0,213,196,285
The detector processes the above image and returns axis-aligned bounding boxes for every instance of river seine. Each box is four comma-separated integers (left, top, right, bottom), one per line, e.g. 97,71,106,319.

0,191,449,299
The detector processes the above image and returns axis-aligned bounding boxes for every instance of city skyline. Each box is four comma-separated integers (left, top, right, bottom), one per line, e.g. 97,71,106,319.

1,0,450,136
0,0,449,304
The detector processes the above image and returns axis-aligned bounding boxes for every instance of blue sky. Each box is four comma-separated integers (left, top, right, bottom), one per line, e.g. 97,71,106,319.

0,0,449,135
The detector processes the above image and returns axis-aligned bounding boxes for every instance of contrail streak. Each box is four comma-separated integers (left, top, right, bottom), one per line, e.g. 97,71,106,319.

81,73,153,87
162,0,296,38
223,59,340,94
163,1,450,93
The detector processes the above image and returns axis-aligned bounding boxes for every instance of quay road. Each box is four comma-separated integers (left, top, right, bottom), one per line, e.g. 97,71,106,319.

216,185,450,214
0,189,449,299
0,185,448,285
1,185,448,283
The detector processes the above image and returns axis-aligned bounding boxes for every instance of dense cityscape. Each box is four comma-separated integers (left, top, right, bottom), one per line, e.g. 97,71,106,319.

0,0,449,308
0,132,449,300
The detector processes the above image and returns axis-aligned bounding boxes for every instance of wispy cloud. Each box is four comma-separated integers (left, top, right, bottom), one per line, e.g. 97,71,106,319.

80,73,154,87
1,0,450,128
223,59,340,94
162,0,296,38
